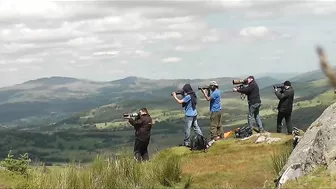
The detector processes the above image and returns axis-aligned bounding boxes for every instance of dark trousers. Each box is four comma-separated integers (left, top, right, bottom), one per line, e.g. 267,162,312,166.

277,111,293,134
210,111,223,140
134,138,150,162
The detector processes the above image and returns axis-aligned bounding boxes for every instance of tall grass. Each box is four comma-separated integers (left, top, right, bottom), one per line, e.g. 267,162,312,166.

16,151,186,189
269,141,293,177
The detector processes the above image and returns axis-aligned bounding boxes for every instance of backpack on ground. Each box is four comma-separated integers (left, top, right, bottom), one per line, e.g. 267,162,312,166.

234,126,253,138
190,134,208,151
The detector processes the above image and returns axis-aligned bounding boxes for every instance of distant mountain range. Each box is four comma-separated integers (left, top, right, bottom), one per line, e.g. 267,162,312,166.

0,68,332,126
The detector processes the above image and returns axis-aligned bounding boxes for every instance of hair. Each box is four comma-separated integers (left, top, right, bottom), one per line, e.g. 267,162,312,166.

139,108,152,128
139,108,149,115
182,84,197,110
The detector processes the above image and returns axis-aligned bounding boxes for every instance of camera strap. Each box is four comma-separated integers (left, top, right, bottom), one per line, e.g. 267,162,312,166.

240,94,246,101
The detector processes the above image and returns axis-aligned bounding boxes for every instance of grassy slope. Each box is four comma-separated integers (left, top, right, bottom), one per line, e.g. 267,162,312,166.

160,133,293,189
1,133,333,189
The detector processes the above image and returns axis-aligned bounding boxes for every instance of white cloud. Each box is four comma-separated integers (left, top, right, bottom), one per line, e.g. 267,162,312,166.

0,68,18,72
175,45,201,52
134,50,151,57
67,36,103,46
240,26,271,38
238,26,288,42
162,57,182,63
15,58,43,64
0,0,335,86
93,51,120,56
152,32,183,40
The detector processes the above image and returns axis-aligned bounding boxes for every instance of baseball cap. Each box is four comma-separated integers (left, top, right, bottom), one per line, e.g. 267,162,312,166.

209,81,218,86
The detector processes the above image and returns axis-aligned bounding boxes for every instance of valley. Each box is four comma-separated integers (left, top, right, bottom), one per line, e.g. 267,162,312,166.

0,68,335,163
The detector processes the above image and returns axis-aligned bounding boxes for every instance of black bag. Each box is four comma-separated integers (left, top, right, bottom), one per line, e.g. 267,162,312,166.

234,126,252,138
190,134,208,151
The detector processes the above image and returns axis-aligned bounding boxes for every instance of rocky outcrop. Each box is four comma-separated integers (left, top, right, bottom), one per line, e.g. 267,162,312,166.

254,132,282,144
239,132,282,144
276,102,336,188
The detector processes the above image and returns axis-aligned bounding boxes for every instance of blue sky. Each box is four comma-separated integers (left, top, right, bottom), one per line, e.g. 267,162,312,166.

0,0,336,87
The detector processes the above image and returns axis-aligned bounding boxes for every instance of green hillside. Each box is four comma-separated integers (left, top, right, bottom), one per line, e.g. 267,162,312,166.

0,76,281,126
0,133,333,189
0,80,333,163
0,69,334,163
57,78,334,129
0,68,329,126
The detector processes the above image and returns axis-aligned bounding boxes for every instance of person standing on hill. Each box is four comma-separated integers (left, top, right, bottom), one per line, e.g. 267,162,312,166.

274,80,294,135
233,76,265,133
171,84,204,147
200,81,224,141
126,108,152,162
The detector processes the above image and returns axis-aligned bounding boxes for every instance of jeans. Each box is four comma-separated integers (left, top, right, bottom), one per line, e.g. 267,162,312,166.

184,116,203,146
277,111,293,134
248,103,264,130
210,111,223,140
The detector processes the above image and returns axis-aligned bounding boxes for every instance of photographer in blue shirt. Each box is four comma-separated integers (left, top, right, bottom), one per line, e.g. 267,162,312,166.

200,81,223,141
172,84,203,147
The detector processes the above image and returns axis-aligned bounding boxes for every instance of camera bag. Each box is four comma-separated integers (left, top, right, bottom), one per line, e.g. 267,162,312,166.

190,134,208,151
234,126,253,138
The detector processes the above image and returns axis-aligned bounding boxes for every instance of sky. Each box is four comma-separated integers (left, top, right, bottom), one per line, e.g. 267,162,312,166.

1,0,336,87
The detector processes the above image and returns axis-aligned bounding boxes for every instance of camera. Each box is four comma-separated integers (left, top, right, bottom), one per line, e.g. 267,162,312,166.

232,79,248,85
273,84,285,89
232,79,248,101
123,112,139,119
198,86,210,90
171,89,184,96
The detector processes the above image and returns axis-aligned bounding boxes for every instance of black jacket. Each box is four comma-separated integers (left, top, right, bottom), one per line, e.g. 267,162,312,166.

237,80,261,105
128,114,152,141
275,87,294,113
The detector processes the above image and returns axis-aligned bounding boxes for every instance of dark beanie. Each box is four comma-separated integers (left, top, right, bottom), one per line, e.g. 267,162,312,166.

284,81,291,86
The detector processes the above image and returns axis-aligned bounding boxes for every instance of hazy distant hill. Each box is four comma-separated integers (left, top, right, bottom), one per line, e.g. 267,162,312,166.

0,75,282,125
0,68,331,126
289,66,336,83
254,72,301,81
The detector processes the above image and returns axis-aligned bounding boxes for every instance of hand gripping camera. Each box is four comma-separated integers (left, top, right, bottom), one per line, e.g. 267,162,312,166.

232,79,248,101
171,89,184,96
273,84,285,93
197,86,211,96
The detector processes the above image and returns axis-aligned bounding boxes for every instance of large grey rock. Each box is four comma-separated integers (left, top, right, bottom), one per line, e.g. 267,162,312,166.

277,102,336,188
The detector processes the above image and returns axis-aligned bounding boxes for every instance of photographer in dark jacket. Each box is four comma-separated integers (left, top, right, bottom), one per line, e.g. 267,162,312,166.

126,108,152,162
274,81,294,135
233,76,265,133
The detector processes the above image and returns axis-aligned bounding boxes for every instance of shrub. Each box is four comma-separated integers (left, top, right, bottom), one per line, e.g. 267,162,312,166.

269,142,293,177
17,151,186,189
0,150,31,176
